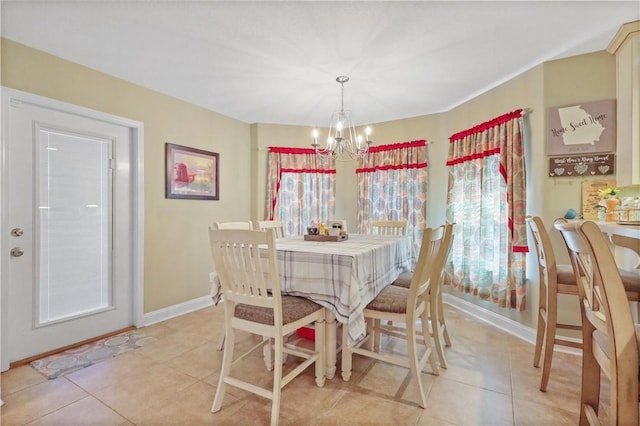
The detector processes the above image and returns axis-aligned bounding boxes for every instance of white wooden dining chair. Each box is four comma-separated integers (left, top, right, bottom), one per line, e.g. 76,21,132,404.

212,221,253,231
391,223,454,368
341,226,447,408
211,220,254,351
554,220,639,425
255,220,286,238
525,216,582,392
209,228,326,426
370,220,407,236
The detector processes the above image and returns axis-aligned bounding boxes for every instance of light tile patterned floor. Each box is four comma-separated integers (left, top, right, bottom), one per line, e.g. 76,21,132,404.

1,304,595,425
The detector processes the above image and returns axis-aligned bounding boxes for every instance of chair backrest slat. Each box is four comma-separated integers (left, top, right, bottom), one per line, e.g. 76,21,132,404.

209,228,280,311
526,216,559,280
212,221,253,231
370,220,407,236
255,220,286,238
410,224,453,304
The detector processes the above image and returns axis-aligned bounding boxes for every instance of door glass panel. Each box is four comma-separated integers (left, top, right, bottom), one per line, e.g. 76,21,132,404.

37,128,113,324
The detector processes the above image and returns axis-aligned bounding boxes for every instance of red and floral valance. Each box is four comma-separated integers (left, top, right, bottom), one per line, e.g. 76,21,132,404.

356,140,428,173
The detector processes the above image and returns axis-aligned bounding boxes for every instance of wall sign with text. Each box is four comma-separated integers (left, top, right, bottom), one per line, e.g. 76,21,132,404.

546,99,616,155
548,154,615,177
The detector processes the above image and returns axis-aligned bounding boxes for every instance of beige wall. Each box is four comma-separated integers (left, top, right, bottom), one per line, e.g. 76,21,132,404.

1,39,252,313
2,38,622,332
250,51,617,330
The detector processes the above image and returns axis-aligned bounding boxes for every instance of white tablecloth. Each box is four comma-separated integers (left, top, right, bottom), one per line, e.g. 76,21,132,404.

276,234,412,341
210,234,412,342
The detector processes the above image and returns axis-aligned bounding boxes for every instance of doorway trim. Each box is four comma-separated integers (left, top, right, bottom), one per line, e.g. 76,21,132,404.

0,87,145,371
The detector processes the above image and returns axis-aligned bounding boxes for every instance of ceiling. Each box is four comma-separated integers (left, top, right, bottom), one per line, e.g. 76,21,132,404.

2,1,638,127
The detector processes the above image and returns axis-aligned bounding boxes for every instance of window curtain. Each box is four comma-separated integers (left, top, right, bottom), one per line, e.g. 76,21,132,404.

444,110,527,310
356,140,428,258
265,147,336,236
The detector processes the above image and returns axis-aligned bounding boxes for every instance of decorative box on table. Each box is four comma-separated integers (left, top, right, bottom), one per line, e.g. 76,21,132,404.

303,234,348,242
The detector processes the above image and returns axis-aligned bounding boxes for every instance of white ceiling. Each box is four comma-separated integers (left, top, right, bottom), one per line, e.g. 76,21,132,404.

2,1,638,126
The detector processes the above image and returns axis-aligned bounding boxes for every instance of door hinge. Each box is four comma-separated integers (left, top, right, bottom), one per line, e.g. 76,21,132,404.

109,158,116,169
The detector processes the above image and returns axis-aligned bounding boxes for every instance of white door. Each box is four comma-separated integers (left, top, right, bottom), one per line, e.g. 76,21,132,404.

1,89,144,371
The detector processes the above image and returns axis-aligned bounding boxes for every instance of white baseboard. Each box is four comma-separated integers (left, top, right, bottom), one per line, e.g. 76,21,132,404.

443,293,581,355
443,293,537,344
142,295,214,327
143,293,581,356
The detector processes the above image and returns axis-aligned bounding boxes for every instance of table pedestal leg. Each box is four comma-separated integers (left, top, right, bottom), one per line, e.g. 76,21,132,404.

325,311,337,379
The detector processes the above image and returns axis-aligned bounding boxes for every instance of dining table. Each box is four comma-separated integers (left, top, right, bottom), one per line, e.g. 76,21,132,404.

594,221,640,322
275,234,413,379
594,221,640,269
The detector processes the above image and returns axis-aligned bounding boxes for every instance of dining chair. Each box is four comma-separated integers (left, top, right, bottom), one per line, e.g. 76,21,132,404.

212,221,253,230
255,220,286,238
525,216,582,392
391,223,455,368
209,228,326,426
341,226,447,408
554,220,639,425
370,220,407,236
211,220,254,351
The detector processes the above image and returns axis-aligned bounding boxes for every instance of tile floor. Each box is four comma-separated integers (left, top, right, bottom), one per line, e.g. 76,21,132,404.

1,304,606,425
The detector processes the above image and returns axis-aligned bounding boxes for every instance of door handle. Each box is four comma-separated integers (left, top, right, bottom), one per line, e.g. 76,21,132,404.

10,247,24,257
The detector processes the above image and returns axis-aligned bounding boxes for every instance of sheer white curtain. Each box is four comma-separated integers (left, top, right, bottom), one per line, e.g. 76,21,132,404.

356,140,428,258
445,110,528,310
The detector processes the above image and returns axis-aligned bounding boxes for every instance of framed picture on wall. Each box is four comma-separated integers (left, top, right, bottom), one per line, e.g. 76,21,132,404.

546,99,616,155
165,143,219,200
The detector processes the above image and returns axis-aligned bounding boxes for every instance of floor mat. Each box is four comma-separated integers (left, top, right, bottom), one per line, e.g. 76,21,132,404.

30,330,155,379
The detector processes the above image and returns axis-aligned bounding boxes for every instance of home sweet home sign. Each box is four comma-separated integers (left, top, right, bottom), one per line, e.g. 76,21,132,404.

546,99,616,155
548,154,615,177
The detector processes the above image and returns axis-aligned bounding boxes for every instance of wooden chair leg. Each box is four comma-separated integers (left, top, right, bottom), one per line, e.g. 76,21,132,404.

263,337,273,371
539,319,556,392
430,295,447,369
270,334,284,426
371,318,380,352
533,278,548,369
216,333,225,351
421,309,439,376
407,318,428,408
580,340,600,426
437,291,452,347
212,327,235,413
533,308,545,368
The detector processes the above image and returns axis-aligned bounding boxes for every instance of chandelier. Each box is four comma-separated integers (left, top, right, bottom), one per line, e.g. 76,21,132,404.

312,76,373,160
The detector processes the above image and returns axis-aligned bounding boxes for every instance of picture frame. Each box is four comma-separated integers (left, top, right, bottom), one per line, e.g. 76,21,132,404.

165,143,219,200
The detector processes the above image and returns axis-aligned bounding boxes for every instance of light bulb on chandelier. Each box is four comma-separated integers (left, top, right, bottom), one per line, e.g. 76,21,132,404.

312,76,373,160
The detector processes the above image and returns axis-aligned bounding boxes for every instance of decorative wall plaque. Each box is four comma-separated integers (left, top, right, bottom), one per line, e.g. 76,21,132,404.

547,99,616,155
548,154,615,177
582,180,617,220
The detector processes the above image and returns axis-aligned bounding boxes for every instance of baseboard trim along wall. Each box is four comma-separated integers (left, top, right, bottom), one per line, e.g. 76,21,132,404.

442,294,581,356
443,293,537,344
143,295,215,327
142,293,580,356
